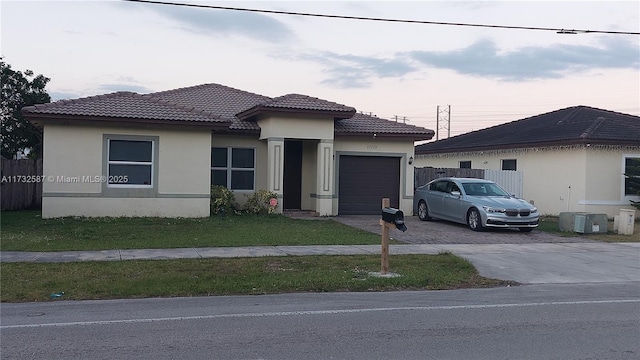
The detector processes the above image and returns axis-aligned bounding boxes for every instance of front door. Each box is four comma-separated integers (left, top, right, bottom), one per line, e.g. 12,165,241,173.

283,140,302,210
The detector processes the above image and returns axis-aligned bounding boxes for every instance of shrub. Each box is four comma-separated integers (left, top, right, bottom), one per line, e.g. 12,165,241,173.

244,190,279,214
210,185,238,216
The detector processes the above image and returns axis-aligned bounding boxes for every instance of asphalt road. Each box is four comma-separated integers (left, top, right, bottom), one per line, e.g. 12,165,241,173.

2,283,639,360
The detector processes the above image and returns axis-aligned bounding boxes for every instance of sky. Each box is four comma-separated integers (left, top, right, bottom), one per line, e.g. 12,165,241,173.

2,0,639,140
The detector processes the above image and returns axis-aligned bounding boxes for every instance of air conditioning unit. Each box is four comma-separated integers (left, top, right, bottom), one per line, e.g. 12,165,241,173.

573,213,608,234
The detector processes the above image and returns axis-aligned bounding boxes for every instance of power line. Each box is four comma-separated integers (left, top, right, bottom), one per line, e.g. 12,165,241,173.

123,0,640,35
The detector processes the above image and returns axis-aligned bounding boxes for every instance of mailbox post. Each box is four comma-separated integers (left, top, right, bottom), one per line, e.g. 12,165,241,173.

380,198,391,274
379,198,407,275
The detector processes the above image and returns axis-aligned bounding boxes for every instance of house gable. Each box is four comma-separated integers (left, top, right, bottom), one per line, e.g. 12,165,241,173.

415,106,640,155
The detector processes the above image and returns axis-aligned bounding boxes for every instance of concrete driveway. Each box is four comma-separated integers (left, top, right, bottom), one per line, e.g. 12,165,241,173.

334,215,640,284
333,215,597,244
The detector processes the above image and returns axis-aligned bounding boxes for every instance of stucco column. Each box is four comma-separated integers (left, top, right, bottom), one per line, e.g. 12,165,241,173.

315,139,334,216
267,138,284,211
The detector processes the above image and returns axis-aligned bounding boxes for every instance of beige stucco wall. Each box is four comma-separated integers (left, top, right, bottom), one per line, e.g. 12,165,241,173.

257,115,334,140
42,124,211,218
43,125,103,194
334,137,416,215
415,145,640,217
43,198,210,218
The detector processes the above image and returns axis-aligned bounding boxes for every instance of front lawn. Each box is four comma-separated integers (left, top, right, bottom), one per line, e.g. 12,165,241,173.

0,253,513,302
0,211,386,251
0,211,516,302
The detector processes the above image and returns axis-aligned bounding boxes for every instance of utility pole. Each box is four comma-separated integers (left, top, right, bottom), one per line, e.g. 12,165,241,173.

436,105,451,140
394,115,409,124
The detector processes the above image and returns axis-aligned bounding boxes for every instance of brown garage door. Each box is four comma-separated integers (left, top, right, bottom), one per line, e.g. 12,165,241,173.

338,155,400,215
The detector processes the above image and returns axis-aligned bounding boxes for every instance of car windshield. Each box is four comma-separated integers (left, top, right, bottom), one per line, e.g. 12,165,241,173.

462,182,509,197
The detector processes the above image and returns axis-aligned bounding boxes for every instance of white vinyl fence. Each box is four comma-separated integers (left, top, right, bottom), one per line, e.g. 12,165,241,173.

415,167,524,198
483,169,523,198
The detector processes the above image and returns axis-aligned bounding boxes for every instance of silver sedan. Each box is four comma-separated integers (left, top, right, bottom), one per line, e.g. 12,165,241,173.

413,177,539,232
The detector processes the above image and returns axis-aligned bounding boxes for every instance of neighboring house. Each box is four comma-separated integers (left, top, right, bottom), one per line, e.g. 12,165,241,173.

22,83,434,218
414,106,640,217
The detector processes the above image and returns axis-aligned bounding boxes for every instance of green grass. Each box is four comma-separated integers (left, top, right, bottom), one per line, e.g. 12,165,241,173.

0,253,513,302
15,211,629,303
0,211,386,251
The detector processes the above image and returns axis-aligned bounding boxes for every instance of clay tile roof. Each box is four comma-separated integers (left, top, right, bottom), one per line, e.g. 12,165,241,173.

145,83,270,120
22,91,228,124
415,106,640,154
143,83,271,132
336,112,435,140
263,94,356,112
22,82,436,138
235,93,356,121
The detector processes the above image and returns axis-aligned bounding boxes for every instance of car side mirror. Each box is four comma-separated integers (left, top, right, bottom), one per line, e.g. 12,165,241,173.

451,191,461,197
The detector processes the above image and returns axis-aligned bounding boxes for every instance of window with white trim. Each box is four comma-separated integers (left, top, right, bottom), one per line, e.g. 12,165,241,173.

211,147,255,190
459,160,471,169
501,159,517,171
107,139,154,187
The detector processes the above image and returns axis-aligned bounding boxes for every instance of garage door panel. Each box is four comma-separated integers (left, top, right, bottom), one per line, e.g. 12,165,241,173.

338,156,400,215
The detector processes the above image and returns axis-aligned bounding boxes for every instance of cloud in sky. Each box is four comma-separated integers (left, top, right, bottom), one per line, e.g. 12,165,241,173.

298,37,639,87
3,0,637,133
408,37,639,81
296,52,416,89
117,2,638,87
131,3,293,42
98,84,154,94
49,92,81,102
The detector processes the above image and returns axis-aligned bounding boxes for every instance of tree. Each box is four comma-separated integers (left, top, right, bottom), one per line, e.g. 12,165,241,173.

1,59,51,159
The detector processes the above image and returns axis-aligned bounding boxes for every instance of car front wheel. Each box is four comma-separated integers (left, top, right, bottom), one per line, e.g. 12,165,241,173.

417,201,431,221
467,208,484,231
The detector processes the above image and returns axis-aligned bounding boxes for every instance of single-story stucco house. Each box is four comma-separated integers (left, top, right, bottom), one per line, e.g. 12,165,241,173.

22,83,434,218
414,106,640,217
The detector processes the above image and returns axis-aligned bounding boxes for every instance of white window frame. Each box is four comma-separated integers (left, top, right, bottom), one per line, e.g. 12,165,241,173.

102,135,158,198
211,147,256,191
501,159,517,171
622,154,640,201
107,139,154,189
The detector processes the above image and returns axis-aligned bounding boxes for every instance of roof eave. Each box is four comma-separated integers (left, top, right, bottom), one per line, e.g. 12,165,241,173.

415,138,640,154
236,106,356,121
336,131,434,141
23,113,232,131
214,128,261,136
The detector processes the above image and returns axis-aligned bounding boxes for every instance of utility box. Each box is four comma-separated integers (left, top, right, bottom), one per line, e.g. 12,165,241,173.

618,209,636,235
559,212,584,232
573,213,608,234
